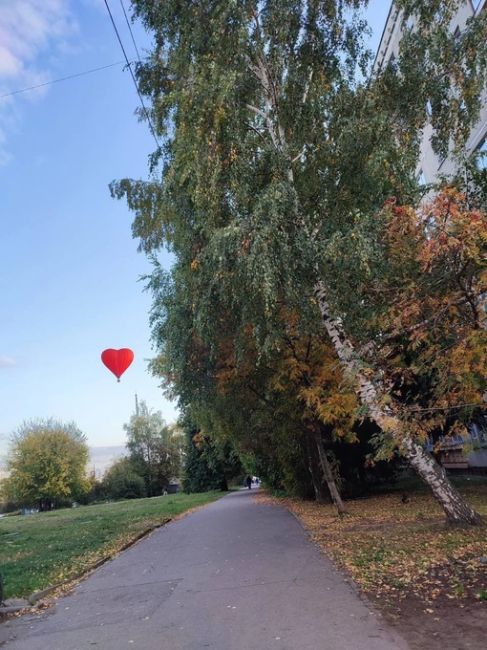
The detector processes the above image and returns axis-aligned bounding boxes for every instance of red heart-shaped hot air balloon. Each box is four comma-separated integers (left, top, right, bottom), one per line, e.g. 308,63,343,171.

101,348,134,382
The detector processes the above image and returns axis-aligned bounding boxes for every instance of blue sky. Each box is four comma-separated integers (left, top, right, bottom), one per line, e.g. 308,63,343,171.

0,1,390,454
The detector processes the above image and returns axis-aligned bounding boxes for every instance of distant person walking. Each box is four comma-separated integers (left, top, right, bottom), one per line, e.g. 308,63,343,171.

246,475,252,490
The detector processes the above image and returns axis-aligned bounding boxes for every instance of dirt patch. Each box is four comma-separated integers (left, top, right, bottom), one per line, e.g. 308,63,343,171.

381,592,487,650
373,559,487,649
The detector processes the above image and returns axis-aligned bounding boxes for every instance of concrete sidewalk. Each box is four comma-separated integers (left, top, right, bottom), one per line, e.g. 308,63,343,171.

0,490,409,649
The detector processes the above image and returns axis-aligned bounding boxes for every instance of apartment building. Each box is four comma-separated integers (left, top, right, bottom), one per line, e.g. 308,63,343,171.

374,0,487,185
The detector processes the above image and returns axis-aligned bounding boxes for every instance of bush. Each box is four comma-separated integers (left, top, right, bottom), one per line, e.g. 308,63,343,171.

0,501,21,514
103,458,147,500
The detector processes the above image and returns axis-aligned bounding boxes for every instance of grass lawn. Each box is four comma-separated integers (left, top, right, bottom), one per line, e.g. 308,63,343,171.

0,491,224,600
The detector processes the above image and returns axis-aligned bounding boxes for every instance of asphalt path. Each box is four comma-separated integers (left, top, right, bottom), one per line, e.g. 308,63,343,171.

0,489,409,649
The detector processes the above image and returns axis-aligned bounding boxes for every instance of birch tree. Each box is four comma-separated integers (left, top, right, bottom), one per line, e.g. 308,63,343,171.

113,0,487,523
124,401,181,496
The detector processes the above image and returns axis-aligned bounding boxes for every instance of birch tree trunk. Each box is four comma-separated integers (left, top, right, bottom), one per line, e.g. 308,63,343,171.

314,280,482,526
314,432,348,516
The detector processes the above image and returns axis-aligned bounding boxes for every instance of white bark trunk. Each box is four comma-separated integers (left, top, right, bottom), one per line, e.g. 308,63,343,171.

402,438,482,524
314,280,482,525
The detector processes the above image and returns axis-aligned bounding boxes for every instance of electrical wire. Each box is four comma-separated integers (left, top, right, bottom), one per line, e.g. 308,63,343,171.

119,0,142,63
103,0,160,149
0,61,126,99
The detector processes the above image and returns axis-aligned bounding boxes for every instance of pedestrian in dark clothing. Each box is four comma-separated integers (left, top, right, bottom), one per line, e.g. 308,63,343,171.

246,476,252,490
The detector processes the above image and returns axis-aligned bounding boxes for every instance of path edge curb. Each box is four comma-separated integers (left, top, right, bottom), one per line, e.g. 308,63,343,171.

0,517,172,617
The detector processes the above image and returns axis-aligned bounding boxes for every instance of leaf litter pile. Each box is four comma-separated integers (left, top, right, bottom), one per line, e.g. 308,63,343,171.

255,480,487,650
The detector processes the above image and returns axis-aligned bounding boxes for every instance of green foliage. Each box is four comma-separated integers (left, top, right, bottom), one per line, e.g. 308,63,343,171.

112,1,487,507
183,437,227,493
124,400,183,496
103,458,147,500
460,154,487,213
1,419,89,510
182,416,242,493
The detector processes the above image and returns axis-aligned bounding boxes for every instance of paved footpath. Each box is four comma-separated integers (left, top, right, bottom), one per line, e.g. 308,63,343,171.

0,490,409,650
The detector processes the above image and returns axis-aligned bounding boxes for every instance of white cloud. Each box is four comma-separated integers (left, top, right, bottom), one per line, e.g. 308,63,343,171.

0,0,77,163
0,355,17,368
0,1,74,78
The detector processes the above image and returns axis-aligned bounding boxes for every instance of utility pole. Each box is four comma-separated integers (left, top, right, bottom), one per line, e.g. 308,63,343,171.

135,393,139,416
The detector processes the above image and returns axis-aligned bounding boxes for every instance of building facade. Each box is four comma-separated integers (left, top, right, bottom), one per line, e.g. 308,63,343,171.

374,0,487,185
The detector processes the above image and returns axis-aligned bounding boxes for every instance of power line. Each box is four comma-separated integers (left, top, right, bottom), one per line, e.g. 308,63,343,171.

103,0,160,149
119,0,142,63
0,61,126,99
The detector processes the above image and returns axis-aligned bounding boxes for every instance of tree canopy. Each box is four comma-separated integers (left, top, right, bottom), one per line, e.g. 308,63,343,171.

103,457,147,500
1,419,89,510
113,0,487,523
124,400,183,496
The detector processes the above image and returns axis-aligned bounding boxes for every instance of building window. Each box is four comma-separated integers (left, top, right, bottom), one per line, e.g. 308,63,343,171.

475,136,487,170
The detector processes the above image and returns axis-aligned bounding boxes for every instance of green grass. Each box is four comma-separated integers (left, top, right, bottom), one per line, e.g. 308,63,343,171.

0,491,224,599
